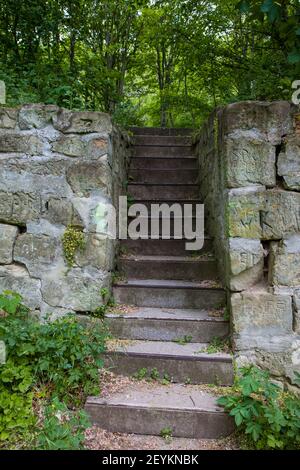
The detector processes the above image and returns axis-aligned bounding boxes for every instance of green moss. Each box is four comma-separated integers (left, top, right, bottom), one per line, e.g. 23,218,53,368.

62,226,85,267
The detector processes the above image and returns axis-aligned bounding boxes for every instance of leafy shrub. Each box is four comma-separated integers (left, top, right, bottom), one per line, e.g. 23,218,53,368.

0,290,108,448
218,366,300,450
37,397,90,450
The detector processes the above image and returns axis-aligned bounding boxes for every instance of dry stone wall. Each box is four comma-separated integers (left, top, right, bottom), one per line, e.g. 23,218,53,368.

0,104,130,317
194,101,300,387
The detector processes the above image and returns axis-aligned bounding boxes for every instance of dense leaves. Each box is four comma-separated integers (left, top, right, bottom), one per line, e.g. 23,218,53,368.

0,1,299,126
0,290,108,449
218,366,300,450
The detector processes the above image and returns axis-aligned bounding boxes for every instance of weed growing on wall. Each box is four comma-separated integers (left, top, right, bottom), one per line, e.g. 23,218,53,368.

62,226,86,267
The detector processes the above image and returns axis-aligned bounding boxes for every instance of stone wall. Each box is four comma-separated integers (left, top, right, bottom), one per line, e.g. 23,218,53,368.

0,104,130,317
194,101,300,387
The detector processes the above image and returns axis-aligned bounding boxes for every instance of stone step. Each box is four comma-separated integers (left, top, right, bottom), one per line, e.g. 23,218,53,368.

129,169,197,184
126,216,201,238
130,127,193,136
104,340,233,385
121,238,212,256
85,382,234,438
130,157,198,170
128,183,199,200
113,280,226,309
128,199,202,210
118,256,217,281
106,307,229,342
134,145,193,158
133,135,192,146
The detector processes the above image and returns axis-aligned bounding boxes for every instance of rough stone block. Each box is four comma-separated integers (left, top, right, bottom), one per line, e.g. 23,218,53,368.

228,238,264,291
0,224,19,264
0,133,44,154
46,198,73,226
224,131,276,187
42,267,109,311
222,101,293,144
261,190,300,239
0,191,41,226
231,290,293,340
277,136,300,191
75,235,115,271
52,134,109,158
14,233,59,277
18,104,59,130
53,109,112,134
0,264,42,309
269,235,300,287
66,160,111,197
227,186,265,238
0,108,18,129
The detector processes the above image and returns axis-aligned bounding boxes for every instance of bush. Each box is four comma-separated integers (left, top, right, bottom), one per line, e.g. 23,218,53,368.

218,366,300,450
0,290,108,448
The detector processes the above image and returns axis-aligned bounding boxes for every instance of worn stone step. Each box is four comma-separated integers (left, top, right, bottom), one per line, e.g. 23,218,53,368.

129,169,197,184
126,216,201,239
121,238,212,256
105,340,233,386
118,256,217,281
130,157,198,170
134,145,193,158
106,307,229,342
133,135,192,146
128,199,202,210
85,382,234,438
113,280,225,309
128,183,199,200
130,127,193,136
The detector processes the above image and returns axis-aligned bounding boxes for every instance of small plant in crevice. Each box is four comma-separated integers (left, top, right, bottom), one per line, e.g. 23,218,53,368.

92,288,116,319
133,368,172,385
173,335,193,345
200,336,231,355
218,366,300,450
62,225,85,267
160,427,173,442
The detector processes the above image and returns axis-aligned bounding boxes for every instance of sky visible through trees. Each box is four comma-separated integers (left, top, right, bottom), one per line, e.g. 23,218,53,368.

0,0,299,127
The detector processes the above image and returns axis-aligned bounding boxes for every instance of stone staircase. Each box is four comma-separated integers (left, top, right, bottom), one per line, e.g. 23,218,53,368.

85,128,234,439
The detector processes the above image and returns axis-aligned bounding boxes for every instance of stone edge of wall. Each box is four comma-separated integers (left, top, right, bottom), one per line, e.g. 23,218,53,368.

194,100,300,389
0,103,131,318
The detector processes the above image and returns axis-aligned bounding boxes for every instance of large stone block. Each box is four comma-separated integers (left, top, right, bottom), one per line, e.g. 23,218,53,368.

66,160,111,197
222,101,293,144
277,136,300,191
231,290,293,340
0,224,19,264
53,109,112,134
46,198,74,226
269,235,300,287
52,135,109,158
261,190,300,239
0,108,18,129
224,131,276,188
228,238,264,291
18,104,59,130
42,267,109,311
0,264,42,309
0,191,41,226
0,133,44,154
75,235,115,271
14,233,60,277
227,186,265,238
